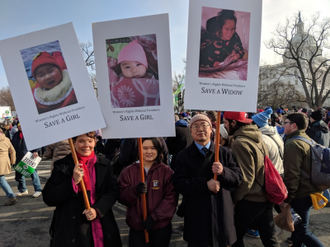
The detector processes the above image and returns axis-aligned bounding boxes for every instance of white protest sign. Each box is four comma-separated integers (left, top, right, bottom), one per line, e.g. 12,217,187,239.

0,106,11,120
0,23,106,150
185,0,262,112
14,151,42,178
93,14,175,138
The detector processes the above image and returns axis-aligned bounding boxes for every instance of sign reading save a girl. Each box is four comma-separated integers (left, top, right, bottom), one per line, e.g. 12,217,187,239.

0,23,105,150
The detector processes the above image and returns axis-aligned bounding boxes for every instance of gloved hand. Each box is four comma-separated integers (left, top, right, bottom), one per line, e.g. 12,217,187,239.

136,182,147,194
141,215,155,232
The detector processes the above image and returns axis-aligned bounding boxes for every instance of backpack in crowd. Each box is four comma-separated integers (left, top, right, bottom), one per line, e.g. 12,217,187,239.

290,136,330,190
242,137,288,204
256,155,288,204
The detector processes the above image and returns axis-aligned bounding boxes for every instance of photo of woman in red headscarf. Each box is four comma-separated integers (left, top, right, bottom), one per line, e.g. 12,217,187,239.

199,7,250,80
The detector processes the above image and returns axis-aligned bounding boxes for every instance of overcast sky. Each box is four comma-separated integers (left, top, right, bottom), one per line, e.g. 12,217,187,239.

0,0,329,89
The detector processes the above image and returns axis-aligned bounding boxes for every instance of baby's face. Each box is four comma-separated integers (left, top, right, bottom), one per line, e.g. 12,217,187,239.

218,19,236,41
120,61,147,78
35,64,62,90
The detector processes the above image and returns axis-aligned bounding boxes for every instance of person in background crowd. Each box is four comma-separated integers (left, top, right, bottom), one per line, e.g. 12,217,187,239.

96,138,122,161
43,140,71,171
323,108,330,125
252,108,284,175
180,112,188,120
244,108,284,238
191,111,198,117
11,123,42,198
0,120,11,139
119,137,177,247
306,109,330,147
281,113,324,247
166,114,193,170
274,109,285,135
206,110,217,129
326,112,330,129
252,108,285,201
220,123,230,147
305,109,330,205
43,132,122,247
271,112,283,128
10,120,18,139
223,111,279,247
183,116,190,123
291,106,298,113
0,128,17,206
173,114,242,247
301,108,308,114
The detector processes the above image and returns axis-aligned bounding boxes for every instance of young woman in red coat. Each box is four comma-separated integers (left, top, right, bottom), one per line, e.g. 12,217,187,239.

119,137,178,247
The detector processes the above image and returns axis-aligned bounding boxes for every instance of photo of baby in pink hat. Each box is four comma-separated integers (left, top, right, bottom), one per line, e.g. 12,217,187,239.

106,34,160,108
21,41,78,114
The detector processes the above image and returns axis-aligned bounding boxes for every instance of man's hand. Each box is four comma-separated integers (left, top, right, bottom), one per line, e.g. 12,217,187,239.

207,179,220,193
212,161,224,175
32,152,39,158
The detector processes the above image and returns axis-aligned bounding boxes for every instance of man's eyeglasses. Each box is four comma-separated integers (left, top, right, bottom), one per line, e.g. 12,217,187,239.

191,123,210,130
283,121,292,125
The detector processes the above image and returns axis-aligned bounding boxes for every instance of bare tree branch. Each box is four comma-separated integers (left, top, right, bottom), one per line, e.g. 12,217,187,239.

264,12,330,109
0,86,15,111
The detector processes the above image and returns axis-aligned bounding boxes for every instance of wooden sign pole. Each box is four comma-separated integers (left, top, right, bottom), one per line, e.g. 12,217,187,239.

213,111,222,181
138,138,149,243
68,138,90,210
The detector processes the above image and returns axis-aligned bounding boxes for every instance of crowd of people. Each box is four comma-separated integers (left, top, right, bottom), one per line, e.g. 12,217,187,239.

1,106,330,247
0,119,43,207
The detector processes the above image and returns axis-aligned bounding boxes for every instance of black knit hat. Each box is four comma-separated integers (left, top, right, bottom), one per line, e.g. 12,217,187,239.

310,110,323,121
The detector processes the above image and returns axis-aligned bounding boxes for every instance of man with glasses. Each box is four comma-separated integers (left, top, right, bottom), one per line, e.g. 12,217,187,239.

223,111,279,247
281,113,324,247
173,114,242,247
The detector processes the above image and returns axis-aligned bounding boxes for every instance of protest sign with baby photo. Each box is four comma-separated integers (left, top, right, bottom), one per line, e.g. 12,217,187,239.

93,14,175,139
0,23,105,150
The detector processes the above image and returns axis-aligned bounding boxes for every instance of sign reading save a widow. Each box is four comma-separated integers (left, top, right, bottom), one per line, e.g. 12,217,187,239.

0,23,106,150
92,14,175,138
184,0,262,112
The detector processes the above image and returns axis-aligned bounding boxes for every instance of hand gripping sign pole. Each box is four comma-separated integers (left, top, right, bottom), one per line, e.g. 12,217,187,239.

138,138,149,243
68,138,91,210
213,111,222,181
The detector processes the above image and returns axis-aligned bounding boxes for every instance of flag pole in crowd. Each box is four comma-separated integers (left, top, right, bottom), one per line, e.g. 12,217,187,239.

214,111,221,181
138,137,149,243
68,138,91,210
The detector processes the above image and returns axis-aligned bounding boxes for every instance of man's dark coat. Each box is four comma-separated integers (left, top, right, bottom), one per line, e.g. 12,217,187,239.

173,141,242,246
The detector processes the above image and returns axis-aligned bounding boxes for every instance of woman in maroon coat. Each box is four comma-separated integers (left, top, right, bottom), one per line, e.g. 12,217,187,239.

119,137,178,247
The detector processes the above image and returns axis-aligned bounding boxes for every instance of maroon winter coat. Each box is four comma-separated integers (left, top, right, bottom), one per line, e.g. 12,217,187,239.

119,162,178,231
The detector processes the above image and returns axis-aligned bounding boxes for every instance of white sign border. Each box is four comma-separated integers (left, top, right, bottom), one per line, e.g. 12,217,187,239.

93,14,175,139
0,23,106,150
185,0,262,112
